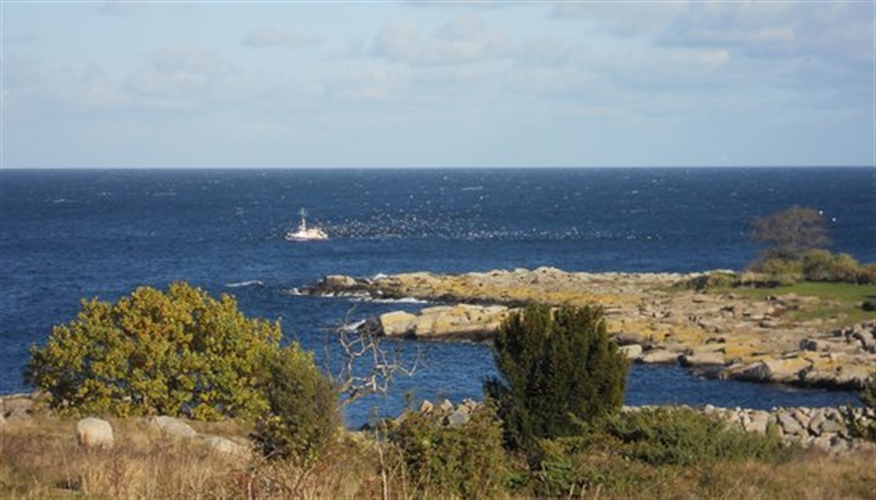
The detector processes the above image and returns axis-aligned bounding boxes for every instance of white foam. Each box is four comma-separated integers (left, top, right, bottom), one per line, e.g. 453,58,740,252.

224,280,265,288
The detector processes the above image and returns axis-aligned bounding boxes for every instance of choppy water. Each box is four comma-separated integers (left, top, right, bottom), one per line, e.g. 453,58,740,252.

1,168,873,426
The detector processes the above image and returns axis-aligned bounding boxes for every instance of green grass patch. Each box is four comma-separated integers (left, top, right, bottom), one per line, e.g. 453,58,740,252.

719,281,876,326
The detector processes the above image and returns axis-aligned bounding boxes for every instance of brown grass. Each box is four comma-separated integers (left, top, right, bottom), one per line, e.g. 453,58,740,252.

2,413,875,500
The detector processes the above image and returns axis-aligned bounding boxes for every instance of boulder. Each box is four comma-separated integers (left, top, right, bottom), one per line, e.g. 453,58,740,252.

379,311,417,337
445,406,472,427
679,351,726,367
619,344,643,360
744,410,771,434
419,400,434,414
0,396,33,421
200,435,250,457
77,417,114,449
728,357,812,384
150,415,198,439
777,412,805,437
407,304,508,340
639,349,680,364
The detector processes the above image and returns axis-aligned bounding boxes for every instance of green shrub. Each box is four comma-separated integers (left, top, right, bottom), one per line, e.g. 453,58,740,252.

606,407,790,466
674,272,738,291
252,345,340,464
521,434,657,498
387,404,507,499
485,304,630,451
856,264,876,285
752,257,803,285
802,250,860,283
25,282,282,421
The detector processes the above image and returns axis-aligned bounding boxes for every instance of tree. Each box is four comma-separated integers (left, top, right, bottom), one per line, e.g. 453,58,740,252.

749,205,831,261
252,345,340,464
485,304,629,450
26,282,284,421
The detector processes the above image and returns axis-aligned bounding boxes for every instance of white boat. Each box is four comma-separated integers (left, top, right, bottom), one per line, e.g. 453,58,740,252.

285,208,328,242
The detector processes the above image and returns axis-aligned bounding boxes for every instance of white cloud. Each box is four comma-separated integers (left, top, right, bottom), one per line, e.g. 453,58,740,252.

152,44,236,77
369,19,511,66
242,27,323,49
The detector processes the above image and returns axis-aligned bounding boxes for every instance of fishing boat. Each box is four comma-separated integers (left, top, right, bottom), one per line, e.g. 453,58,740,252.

285,208,328,241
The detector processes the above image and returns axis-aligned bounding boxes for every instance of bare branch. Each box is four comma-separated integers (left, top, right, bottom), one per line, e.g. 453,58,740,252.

327,309,421,407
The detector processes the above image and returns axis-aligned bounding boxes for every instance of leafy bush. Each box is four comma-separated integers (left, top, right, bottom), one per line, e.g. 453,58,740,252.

606,407,790,466
387,405,507,499
520,434,657,498
855,264,876,285
25,282,282,421
485,304,630,450
674,272,738,291
750,257,803,285
801,250,860,283
252,345,340,464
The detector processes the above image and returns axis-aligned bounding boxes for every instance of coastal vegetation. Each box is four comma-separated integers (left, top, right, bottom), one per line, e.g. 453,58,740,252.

25,282,286,422
746,205,876,286
6,203,874,498
485,304,629,451
8,289,875,499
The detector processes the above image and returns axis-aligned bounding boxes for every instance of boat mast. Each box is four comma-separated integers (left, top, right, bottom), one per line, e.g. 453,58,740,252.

299,207,307,231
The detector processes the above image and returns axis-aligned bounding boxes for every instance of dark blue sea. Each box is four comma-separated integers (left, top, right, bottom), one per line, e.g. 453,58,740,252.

1,168,874,426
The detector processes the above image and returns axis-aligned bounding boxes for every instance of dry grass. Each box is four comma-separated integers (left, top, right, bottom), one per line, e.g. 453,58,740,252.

2,413,875,500
0,414,248,499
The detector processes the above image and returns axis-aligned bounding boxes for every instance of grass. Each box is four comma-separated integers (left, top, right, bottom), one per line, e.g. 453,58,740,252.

2,411,875,500
714,281,876,326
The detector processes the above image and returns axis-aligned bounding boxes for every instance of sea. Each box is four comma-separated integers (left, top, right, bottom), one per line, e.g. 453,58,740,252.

1,167,874,427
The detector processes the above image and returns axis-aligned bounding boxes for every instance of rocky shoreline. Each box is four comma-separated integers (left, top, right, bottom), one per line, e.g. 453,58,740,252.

303,267,876,390
393,397,876,455
4,393,873,455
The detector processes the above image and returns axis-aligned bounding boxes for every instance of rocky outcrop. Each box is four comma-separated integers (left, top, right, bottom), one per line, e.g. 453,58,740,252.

376,304,511,341
699,404,876,453
309,268,876,390
395,398,876,454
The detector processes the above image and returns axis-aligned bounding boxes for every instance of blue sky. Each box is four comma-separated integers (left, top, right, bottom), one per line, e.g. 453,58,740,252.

1,1,874,168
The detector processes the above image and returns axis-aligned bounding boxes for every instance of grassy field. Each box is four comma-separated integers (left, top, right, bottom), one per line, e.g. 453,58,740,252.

717,281,876,327
2,411,875,500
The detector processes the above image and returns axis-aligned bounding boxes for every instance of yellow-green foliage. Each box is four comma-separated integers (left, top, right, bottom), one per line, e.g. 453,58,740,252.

387,405,508,499
252,346,340,464
25,282,283,421
801,250,861,283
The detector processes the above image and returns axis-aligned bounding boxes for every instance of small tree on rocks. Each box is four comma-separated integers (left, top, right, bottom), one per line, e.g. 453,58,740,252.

749,205,831,262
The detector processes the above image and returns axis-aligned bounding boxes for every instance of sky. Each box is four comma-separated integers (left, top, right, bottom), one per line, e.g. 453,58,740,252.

1,1,874,168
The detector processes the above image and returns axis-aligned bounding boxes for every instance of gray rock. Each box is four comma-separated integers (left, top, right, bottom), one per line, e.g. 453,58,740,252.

446,406,471,427
639,349,680,364
379,311,417,337
201,435,250,457
777,412,805,436
619,344,643,360
77,417,114,449
150,415,198,439
1,397,33,421
419,400,434,414
679,351,725,367
745,410,771,434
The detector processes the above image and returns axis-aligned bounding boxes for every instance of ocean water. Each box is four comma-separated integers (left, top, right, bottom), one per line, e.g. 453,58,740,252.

1,168,874,426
